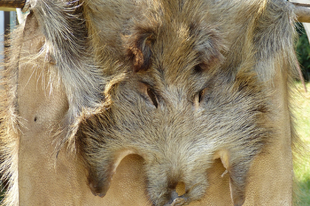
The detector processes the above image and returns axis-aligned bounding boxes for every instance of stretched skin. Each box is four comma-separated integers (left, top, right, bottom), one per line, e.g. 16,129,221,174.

16,13,293,206
0,0,296,206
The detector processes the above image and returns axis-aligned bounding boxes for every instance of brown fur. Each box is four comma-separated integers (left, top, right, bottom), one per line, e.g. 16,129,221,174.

0,0,300,206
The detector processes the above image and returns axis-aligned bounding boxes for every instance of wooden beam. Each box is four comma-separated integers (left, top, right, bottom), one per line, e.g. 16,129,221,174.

0,7,16,11
0,0,26,9
292,3,310,8
292,2,310,23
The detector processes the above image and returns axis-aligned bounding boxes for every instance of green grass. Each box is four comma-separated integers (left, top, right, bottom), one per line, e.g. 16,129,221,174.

293,82,310,206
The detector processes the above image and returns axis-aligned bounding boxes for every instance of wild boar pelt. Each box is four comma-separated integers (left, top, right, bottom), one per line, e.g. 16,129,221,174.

77,0,298,205
28,0,106,152
0,0,300,206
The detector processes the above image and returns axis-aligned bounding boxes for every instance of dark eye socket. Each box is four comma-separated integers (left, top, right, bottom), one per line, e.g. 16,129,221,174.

147,87,158,108
198,89,204,103
138,82,159,108
194,64,203,73
194,87,209,107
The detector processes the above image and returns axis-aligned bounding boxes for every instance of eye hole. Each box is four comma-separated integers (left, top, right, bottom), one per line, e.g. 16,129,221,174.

147,88,158,108
194,88,208,107
138,82,159,108
194,64,203,73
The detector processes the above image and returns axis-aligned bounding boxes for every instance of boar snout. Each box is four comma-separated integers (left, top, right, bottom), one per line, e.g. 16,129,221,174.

164,190,187,206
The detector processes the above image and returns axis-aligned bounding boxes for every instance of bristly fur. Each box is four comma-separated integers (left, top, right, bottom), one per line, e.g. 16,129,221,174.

29,0,105,153
0,0,301,205
77,0,299,205
0,20,26,206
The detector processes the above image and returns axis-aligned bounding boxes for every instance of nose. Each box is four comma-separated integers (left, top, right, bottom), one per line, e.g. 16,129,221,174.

170,192,187,206
164,182,187,206
163,190,187,206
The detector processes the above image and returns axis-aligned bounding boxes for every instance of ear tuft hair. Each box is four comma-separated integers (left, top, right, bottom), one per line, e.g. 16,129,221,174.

190,23,225,71
126,28,156,72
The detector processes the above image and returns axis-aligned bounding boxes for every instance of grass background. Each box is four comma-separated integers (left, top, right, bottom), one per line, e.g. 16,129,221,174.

293,82,310,206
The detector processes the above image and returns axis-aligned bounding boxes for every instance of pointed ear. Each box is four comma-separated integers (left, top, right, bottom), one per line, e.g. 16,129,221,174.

214,150,246,206
189,23,225,71
125,27,156,72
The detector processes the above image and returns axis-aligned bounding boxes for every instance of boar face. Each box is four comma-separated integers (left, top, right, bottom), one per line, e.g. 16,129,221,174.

77,3,270,205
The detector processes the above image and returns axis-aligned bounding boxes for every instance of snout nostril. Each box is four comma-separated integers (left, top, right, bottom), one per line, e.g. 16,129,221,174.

169,190,187,206
170,196,187,206
166,182,187,206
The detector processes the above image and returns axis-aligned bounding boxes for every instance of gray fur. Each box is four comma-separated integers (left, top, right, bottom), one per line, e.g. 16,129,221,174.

0,0,299,205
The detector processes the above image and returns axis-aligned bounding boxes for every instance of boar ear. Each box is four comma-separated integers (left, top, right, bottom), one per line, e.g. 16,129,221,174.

190,23,225,70
196,37,225,71
126,28,156,72
214,150,247,206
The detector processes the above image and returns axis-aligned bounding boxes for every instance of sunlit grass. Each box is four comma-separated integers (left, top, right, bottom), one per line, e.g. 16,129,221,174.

293,82,310,206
